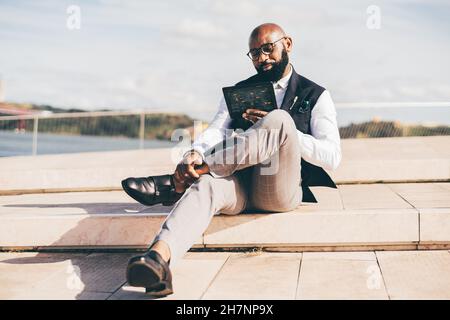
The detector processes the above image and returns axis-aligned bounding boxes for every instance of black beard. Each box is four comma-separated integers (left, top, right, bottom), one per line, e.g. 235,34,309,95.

256,49,289,82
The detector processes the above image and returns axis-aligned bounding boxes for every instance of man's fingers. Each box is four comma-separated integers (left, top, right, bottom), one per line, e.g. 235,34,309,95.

174,170,184,184
246,109,268,117
242,113,253,122
186,164,200,179
246,108,260,114
243,114,261,123
176,163,187,178
243,109,268,123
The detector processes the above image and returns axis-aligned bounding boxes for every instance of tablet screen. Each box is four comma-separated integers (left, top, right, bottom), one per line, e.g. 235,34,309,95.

222,82,278,120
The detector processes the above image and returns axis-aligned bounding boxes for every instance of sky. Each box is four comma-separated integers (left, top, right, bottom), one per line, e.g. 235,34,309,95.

1,0,450,121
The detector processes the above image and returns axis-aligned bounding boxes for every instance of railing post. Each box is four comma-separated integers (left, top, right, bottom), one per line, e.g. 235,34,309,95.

139,112,145,149
32,116,38,156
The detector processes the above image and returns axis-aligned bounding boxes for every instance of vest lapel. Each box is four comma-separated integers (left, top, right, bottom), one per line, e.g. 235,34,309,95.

280,66,300,111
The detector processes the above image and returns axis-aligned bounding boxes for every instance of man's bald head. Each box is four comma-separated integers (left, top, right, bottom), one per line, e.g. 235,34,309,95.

249,23,287,46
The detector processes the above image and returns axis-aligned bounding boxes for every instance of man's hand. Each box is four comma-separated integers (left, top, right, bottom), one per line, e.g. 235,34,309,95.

173,150,204,192
242,109,269,124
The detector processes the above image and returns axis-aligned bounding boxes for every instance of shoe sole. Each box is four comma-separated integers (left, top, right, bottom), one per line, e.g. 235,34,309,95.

126,259,173,297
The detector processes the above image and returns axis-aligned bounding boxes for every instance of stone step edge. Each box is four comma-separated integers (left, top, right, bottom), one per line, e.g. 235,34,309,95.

0,187,121,196
1,178,450,195
2,243,450,253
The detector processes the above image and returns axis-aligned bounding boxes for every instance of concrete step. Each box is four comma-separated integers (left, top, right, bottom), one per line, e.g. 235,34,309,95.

1,136,449,194
1,183,449,251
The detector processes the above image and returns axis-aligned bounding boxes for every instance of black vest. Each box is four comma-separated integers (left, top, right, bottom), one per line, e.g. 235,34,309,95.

230,66,337,203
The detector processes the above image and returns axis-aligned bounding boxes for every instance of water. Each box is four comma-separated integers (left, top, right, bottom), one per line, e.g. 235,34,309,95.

0,131,178,157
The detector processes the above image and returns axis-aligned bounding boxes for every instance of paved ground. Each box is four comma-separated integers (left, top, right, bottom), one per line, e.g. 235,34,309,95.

1,250,450,300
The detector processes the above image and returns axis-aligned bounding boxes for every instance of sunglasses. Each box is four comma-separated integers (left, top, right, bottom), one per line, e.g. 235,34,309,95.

246,37,286,61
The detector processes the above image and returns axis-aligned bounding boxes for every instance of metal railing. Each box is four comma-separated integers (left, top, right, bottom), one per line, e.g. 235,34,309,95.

1,102,450,156
0,109,185,156
335,102,450,139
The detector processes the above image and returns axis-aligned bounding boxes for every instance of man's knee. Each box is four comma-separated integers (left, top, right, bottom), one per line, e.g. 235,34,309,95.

263,109,296,131
254,109,297,148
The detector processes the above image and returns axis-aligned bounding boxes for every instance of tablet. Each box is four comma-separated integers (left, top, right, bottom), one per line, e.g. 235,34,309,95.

222,82,277,120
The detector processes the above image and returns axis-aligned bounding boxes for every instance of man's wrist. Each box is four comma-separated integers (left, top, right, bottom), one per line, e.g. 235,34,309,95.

182,148,204,161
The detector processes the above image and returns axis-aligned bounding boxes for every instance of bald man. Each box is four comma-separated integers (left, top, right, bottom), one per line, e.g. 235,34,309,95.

122,23,341,297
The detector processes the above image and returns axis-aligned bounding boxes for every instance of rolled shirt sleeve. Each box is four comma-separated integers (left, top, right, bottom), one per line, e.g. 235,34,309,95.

189,97,231,159
297,90,342,171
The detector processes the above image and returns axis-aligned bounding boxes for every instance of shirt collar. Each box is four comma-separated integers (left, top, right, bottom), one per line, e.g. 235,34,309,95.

273,64,293,90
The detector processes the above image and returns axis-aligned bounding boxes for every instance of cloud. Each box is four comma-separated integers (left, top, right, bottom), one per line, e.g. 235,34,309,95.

176,19,229,39
166,18,231,49
210,0,261,17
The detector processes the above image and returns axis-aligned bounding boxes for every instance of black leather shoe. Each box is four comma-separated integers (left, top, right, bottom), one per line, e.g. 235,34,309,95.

126,250,173,297
121,174,184,206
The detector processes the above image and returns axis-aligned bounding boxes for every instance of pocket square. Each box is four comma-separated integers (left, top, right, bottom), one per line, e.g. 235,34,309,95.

297,100,310,114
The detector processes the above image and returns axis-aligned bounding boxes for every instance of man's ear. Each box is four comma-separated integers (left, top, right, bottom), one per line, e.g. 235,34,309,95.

284,36,293,53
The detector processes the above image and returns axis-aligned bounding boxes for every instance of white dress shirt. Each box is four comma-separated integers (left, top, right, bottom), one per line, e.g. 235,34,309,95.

190,65,342,171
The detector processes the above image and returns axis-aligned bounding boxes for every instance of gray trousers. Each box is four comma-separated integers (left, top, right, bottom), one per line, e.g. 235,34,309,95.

152,109,302,267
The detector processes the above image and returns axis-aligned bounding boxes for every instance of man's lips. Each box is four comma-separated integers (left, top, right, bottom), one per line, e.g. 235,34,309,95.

261,64,273,71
